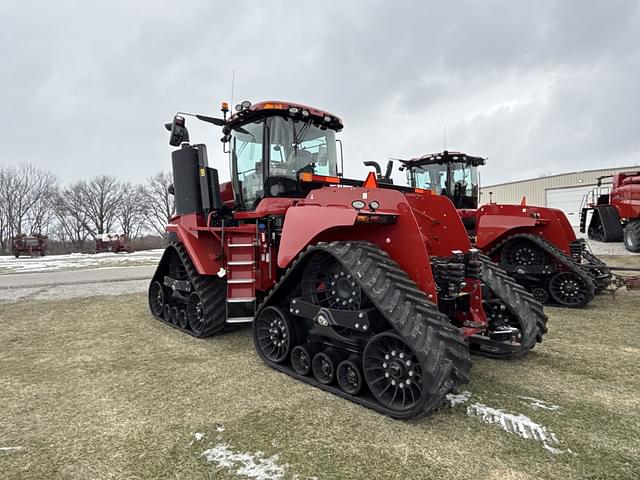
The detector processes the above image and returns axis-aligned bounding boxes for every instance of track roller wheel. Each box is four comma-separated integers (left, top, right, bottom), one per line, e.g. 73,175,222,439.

163,304,171,323
337,359,363,395
148,281,165,317
178,309,188,329
312,351,342,385
549,271,589,307
531,288,549,304
170,306,179,325
363,332,423,414
291,344,320,375
254,306,295,364
187,292,204,334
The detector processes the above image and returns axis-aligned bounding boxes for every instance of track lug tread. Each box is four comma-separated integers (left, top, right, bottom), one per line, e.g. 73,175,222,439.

487,234,596,308
255,240,471,419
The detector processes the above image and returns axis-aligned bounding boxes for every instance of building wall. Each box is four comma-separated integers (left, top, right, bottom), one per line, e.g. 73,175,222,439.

479,165,640,206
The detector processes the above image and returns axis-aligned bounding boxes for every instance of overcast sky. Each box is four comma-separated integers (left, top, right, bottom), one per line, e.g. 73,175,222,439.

2,0,639,187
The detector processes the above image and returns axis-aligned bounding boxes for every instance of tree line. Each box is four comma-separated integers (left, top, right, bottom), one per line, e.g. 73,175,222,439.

0,164,174,254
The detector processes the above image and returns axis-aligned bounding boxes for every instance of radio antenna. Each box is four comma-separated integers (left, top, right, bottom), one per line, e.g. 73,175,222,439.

443,126,447,150
230,69,236,108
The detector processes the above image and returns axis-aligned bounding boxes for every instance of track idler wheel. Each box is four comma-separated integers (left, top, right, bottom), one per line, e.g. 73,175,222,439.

291,344,320,376
549,272,589,307
337,359,363,395
187,292,204,334
363,332,424,414
312,351,343,385
148,281,165,317
254,306,295,364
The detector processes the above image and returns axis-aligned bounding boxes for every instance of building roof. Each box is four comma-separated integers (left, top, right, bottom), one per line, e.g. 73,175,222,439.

483,165,640,189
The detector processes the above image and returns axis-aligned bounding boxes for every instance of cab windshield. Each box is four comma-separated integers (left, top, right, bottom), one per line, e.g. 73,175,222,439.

408,162,480,209
230,115,338,209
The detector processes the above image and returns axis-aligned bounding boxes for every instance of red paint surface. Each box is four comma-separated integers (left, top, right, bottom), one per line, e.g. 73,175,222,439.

611,172,640,220
476,203,576,254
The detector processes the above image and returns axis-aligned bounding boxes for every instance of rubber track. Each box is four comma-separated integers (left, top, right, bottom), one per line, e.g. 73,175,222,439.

477,254,548,359
149,242,226,337
256,241,472,419
593,206,624,242
580,249,612,293
487,233,596,308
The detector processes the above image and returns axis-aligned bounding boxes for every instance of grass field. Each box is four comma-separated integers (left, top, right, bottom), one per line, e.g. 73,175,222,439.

1,260,639,479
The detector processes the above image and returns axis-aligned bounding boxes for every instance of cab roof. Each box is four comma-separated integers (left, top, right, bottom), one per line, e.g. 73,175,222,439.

225,100,343,133
399,150,486,169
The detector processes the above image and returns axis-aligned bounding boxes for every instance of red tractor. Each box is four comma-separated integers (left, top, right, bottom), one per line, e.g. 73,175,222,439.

95,233,133,254
580,171,640,252
397,151,611,308
148,101,547,419
11,234,48,257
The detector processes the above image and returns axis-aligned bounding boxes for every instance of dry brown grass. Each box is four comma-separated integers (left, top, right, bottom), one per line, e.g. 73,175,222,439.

0,286,639,479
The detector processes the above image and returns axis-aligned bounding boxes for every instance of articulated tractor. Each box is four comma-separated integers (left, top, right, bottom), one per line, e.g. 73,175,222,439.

397,151,611,308
148,102,546,419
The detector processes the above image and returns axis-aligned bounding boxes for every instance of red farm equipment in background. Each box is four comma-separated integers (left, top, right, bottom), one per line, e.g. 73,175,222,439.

11,234,48,258
95,233,133,254
397,151,612,308
580,171,640,252
147,100,547,419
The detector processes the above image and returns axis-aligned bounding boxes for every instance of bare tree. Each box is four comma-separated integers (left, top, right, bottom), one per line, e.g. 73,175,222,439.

78,175,125,237
117,183,148,239
0,167,8,252
0,164,58,252
145,171,175,237
55,182,93,251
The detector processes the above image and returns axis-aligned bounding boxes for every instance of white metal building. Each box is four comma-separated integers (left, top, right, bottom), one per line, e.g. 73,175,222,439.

480,165,640,227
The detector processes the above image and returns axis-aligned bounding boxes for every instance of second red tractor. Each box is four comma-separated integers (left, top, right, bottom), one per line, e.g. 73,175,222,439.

397,151,611,308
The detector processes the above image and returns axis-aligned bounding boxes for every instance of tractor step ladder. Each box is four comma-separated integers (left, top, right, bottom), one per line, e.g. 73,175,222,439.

225,230,257,324
579,208,589,233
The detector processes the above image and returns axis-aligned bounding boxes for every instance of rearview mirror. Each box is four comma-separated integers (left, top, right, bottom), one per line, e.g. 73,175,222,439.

168,115,190,146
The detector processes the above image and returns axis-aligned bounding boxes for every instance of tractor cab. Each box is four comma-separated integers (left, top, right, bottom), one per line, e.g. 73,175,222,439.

224,101,343,210
165,100,344,218
399,151,485,210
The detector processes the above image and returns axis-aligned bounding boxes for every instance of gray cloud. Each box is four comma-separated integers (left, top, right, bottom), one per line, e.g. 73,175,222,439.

1,0,639,187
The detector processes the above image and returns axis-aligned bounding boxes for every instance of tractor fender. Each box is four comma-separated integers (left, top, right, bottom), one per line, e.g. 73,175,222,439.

166,213,223,275
476,204,576,254
277,187,441,298
277,205,357,268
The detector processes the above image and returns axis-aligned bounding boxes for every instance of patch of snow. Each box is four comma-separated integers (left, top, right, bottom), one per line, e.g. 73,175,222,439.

216,426,225,432
445,391,571,454
0,446,24,454
466,403,572,454
467,403,557,443
519,396,561,412
0,249,163,274
446,390,472,407
194,432,204,441
203,443,287,480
